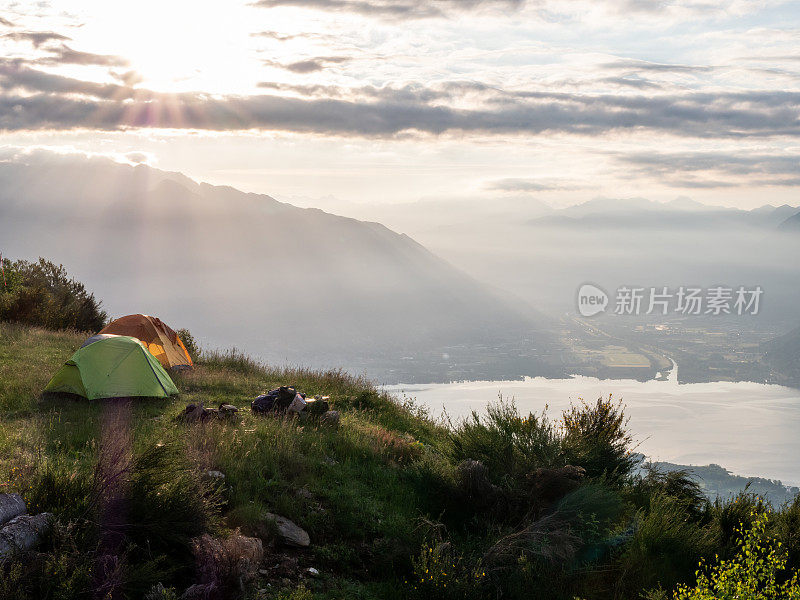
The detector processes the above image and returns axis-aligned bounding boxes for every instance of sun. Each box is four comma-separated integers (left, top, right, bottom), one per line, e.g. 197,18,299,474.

72,0,266,94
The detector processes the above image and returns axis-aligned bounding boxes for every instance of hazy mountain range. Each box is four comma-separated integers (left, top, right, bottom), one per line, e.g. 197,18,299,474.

0,151,553,378
533,197,799,229
327,193,800,326
778,211,800,231
3,150,800,383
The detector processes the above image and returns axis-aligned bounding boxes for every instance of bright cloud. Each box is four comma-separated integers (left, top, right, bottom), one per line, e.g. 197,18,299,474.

0,0,798,208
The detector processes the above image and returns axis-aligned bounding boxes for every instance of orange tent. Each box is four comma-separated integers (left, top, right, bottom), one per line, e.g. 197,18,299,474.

99,314,193,370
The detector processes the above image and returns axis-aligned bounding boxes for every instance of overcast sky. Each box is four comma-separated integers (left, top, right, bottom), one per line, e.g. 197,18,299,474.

1,0,799,210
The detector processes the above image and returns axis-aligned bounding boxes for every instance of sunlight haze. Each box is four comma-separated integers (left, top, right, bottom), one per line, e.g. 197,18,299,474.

1,0,798,209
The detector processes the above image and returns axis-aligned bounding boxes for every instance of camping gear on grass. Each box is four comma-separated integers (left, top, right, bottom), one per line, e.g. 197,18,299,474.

252,386,300,413
305,396,330,416
251,393,276,413
251,388,333,420
99,313,193,370
287,393,307,414
44,335,179,400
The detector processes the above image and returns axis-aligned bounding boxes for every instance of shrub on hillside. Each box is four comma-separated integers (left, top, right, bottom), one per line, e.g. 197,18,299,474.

714,491,770,557
0,257,107,331
628,466,710,523
176,328,200,362
773,494,800,573
450,396,638,491
126,444,224,583
0,520,95,600
450,399,561,485
672,511,800,599
13,442,224,598
561,396,638,485
617,493,716,595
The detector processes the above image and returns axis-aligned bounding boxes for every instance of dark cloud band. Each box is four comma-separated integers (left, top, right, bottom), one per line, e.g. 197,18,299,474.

617,151,800,187
262,56,351,73
1,86,799,139
3,31,71,47
251,0,524,19
1,58,799,140
39,44,129,67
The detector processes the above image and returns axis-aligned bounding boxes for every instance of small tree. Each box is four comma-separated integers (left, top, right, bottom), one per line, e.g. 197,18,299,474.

176,328,200,362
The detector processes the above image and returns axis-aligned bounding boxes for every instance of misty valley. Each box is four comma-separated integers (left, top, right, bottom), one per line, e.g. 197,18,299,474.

3,152,799,391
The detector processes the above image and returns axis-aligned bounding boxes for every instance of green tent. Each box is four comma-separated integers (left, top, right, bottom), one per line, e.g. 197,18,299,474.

44,335,179,400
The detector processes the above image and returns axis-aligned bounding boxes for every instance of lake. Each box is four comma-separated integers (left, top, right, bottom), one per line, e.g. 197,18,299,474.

384,366,800,487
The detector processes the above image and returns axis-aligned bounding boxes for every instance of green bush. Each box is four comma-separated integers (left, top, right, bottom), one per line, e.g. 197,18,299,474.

674,511,800,599
628,466,710,523
12,442,224,598
0,257,106,332
561,396,637,485
176,328,200,362
450,396,637,492
617,494,716,595
25,457,96,523
773,494,800,573
407,537,488,600
713,491,770,557
124,444,224,592
450,399,561,485
0,521,95,600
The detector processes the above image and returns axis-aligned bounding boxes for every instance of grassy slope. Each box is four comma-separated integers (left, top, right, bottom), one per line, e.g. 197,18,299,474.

0,322,453,599
8,323,800,600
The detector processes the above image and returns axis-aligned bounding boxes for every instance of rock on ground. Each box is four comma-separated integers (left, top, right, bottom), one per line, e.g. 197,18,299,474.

321,410,340,428
0,512,53,558
0,494,26,527
263,513,310,547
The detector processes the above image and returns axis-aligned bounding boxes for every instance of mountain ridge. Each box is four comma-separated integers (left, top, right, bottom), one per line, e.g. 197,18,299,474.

0,151,555,381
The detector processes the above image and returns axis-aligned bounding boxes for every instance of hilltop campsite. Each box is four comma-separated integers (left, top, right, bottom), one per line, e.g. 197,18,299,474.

2,0,800,596
1,257,800,600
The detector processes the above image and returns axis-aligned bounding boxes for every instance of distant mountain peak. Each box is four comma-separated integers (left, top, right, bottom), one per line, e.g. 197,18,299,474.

778,211,800,231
